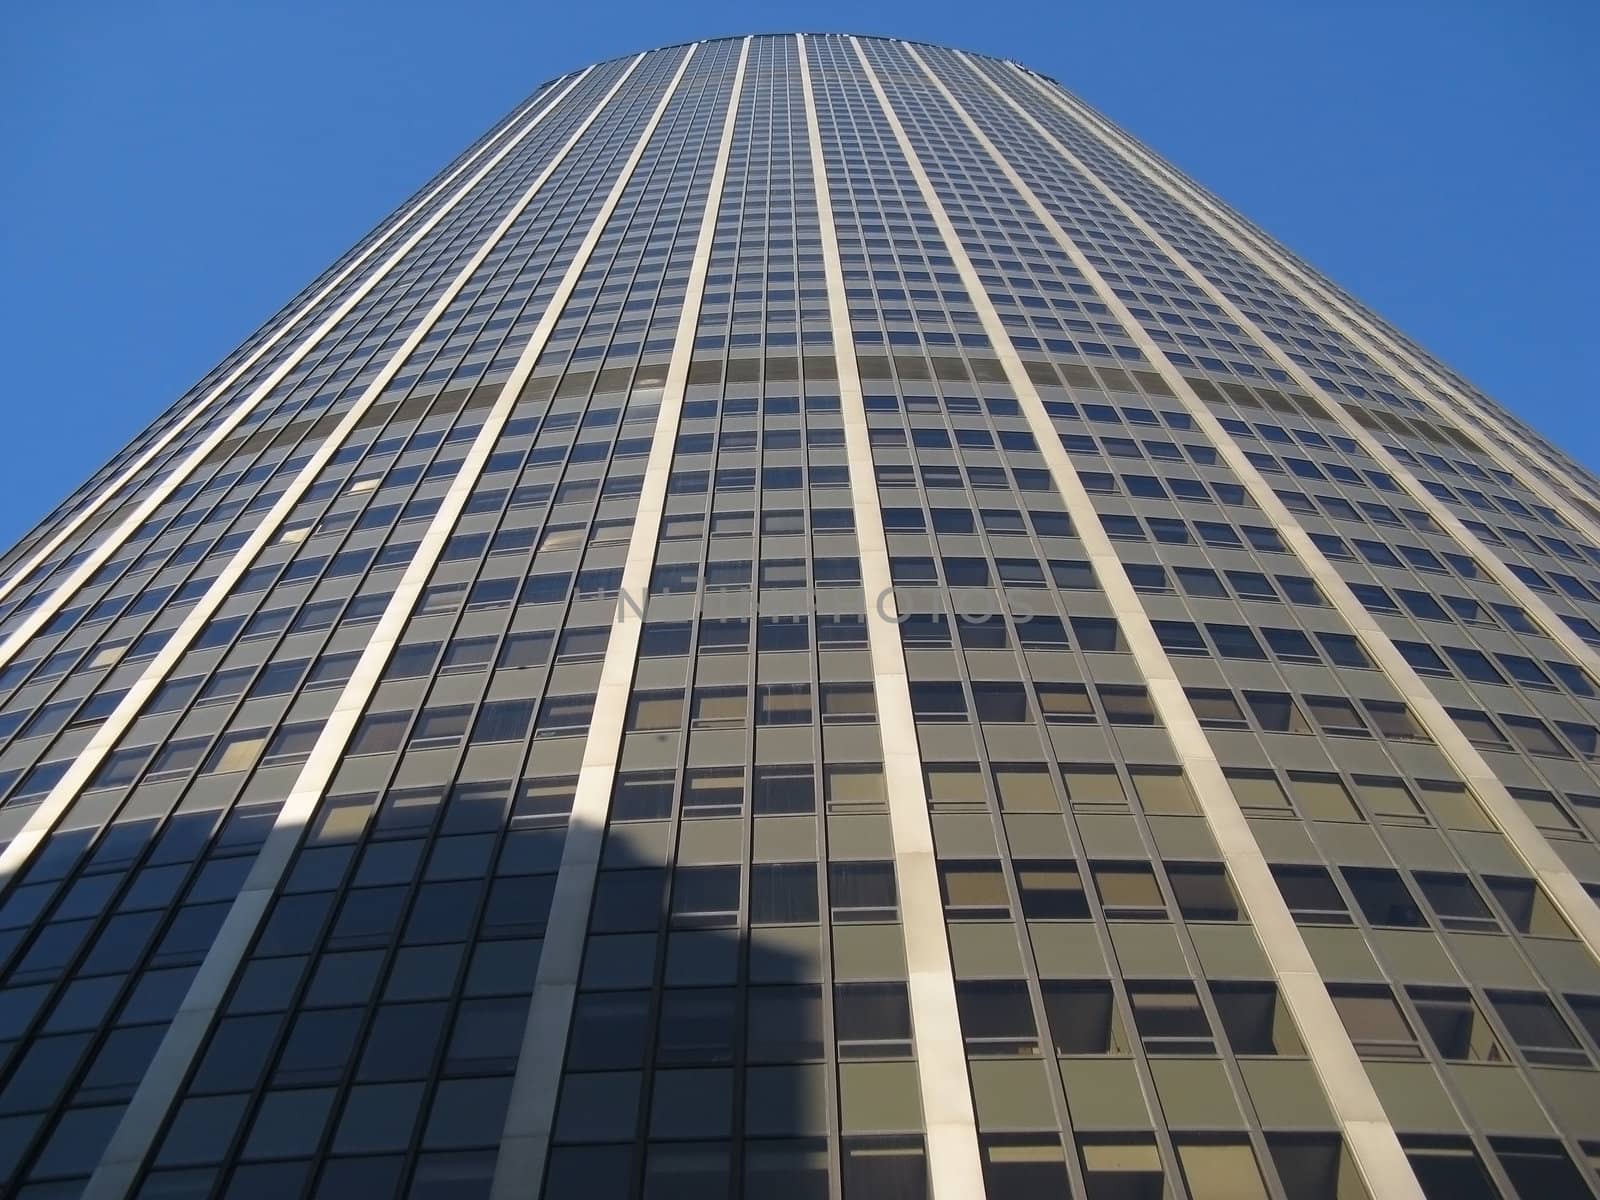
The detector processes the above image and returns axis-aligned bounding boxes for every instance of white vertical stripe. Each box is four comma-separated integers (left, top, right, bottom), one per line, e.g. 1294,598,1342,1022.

79,45,702,1199
0,66,600,669
960,51,1600,962
873,40,1426,1200
1014,69,1600,579
0,56,649,905
489,39,751,1197
0,70,589,608
801,36,987,1200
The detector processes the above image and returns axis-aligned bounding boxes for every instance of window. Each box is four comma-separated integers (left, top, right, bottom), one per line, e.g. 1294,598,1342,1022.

956,614,1010,649
1208,624,1267,660
1486,877,1572,938
1415,872,1497,932
1329,987,1422,1058
412,706,470,748
1504,714,1570,758
143,737,214,783
1286,772,1360,822
1244,690,1311,734
1449,707,1510,751
1353,775,1426,824
923,766,983,815
245,660,303,699
197,667,251,705
671,865,740,929
555,627,608,662
758,617,809,652
1060,766,1122,814
1214,983,1302,1056
536,695,593,737
1401,640,1452,678
1127,984,1212,1054
747,985,824,1063
1098,685,1155,725
1557,719,1600,761
1364,700,1427,742
683,768,742,818
911,682,967,723
1079,1138,1164,1197
829,861,897,922
817,614,868,649
656,988,737,1065
1175,1141,1269,1200
1175,566,1227,597
1071,617,1124,651
1344,867,1425,929
940,862,1010,918
973,683,1030,723
499,631,552,670
263,723,320,766
441,637,495,674
1304,695,1368,737
825,766,885,813
820,684,876,725
754,765,814,815
981,1136,1068,1198
638,622,690,658
957,980,1038,1055
1018,614,1070,649
1050,560,1096,589
756,683,812,726
836,983,912,1058
1154,620,1207,656
1131,767,1196,815
1094,863,1165,919
1042,981,1124,1054
207,730,267,774
1190,689,1247,729
1316,633,1370,668
1035,683,1093,724
1016,862,1088,919
691,687,746,730
145,676,202,716
613,771,674,821
1403,1141,1497,1200
589,869,665,933
1272,865,1350,924
1494,1140,1593,1199
1487,992,1589,1066
1262,627,1318,663
92,745,149,788
1168,865,1239,921
1409,987,1505,1063
749,863,818,925
473,700,534,744
943,557,989,586
1510,788,1583,839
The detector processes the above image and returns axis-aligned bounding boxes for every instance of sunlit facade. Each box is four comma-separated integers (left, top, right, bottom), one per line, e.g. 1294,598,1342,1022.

0,32,1597,1200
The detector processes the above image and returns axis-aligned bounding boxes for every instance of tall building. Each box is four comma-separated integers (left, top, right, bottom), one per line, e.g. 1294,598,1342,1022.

0,30,1599,1200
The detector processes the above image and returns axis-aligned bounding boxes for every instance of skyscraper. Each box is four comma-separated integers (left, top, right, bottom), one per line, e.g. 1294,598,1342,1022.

0,28,1598,1199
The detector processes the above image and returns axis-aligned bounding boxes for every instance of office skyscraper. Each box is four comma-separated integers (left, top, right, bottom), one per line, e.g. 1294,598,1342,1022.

0,31,1598,1200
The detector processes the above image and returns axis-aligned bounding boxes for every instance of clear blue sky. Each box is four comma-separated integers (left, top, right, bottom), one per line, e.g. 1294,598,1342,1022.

2,0,1595,549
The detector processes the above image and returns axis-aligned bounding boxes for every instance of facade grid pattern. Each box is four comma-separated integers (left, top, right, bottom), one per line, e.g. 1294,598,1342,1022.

0,32,1596,1200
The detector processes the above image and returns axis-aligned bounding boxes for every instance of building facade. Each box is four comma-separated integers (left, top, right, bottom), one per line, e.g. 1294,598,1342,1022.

0,31,1597,1200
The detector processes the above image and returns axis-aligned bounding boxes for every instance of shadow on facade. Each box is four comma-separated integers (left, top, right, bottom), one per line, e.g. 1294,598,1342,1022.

529,814,929,1200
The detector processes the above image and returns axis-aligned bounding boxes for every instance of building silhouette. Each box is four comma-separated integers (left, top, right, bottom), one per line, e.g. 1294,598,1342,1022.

0,30,1597,1200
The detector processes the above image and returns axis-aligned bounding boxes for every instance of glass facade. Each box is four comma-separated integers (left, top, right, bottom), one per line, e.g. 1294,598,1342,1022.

0,32,1597,1200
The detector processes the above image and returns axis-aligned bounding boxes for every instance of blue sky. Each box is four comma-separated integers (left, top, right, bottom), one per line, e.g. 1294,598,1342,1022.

1,0,1595,549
